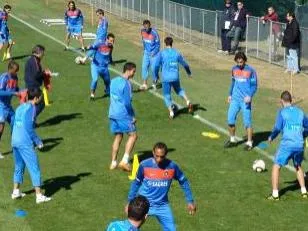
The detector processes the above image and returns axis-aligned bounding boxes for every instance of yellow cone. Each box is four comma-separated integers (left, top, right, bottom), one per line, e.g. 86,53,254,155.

306,138,308,148
43,87,51,106
2,51,7,61
128,154,139,180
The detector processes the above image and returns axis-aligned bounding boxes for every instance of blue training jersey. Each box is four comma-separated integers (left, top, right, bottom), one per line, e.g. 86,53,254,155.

108,76,135,120
96,17,108,41
0,10,9,35
0,72,18,108
12,103,42,147
141,28,160,56
88,40,112,67
106,220,139,231
64,9,83,26
229,64,258,101
270,106,308,149
155,47,191,82
128,158,194,206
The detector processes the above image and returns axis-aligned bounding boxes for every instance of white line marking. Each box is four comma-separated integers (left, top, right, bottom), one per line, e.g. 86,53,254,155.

10,13,296,172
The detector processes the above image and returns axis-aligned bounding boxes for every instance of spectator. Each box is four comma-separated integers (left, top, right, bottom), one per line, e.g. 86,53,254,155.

260,7,280,60
227,1,249,54
218,0,236,55
282,11,301,74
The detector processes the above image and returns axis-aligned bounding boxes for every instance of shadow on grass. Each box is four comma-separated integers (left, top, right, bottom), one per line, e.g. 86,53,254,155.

280,172,308,197
9,54,30,61
40,137,64,152
175,104,207,118
38,113,82,127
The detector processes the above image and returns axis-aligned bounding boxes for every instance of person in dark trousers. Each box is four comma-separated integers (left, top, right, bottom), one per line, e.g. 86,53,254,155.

218,0,235,55
282,11,301,74
227,1,249,54
24,45,47,119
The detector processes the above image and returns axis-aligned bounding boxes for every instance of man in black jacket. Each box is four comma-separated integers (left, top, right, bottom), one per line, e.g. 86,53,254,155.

218,0,235,55
282,12,301,74
24,45,46,118
227,1,249,54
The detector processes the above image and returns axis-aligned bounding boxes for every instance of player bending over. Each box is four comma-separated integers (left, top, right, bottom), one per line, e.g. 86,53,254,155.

154,37,193,119
224,52,257,151
267,91,308,200
108,62,137,171
64,1,85,51
127,142,197,231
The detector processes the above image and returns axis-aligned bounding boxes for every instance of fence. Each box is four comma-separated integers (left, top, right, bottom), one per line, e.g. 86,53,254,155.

78,0,308,73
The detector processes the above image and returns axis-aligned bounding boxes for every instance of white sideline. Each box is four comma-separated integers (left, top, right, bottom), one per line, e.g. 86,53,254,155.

10,13,296,173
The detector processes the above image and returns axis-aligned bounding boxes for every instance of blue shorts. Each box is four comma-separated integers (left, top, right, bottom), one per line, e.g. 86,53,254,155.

67,26,82,36
148,204,176,231
109,118,136,134
0,106,14,126
274,146,303,167
0,32,9,44
227,100,252,128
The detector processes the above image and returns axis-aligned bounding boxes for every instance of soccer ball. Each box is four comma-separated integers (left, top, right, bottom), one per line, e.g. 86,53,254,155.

75,56,84,65
252,159,266,172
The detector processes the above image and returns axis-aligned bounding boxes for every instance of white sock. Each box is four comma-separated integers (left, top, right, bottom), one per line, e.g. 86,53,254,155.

272,190,279,198
13,189,20,195
301,187,307,194
186,100,190,106
230,136,236,143
111,160,117,166
36,193,43,198
246,140,253,147
122,153,129,164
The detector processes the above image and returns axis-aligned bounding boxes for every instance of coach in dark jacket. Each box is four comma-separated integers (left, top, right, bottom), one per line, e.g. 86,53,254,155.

218,0,235,54
227,1,249,54
24,45,46,118
282,12,300,73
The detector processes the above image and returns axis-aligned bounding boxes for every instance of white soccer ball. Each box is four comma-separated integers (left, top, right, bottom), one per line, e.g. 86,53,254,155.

252,159,266,172
75,56,84,65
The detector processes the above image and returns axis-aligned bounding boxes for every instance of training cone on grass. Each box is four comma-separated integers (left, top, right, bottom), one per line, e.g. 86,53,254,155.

43,87,50,106
201,132,220,139
128,154,139,180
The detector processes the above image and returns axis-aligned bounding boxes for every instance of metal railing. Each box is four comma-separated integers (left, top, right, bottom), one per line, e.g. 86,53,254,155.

78,0,308,72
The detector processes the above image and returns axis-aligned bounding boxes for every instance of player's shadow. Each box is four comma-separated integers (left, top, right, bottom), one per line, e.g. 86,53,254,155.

37,113,82,127
23,172,92,197
279,172,308,197
175,104,207,118
132,148,176,163
9,54,30,61
39,137,64,152
241,131,271,147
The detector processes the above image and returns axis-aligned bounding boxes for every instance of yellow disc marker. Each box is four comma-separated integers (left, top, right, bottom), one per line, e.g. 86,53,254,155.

201,132,220,139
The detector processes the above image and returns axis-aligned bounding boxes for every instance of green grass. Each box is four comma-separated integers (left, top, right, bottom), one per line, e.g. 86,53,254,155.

0,0,308,230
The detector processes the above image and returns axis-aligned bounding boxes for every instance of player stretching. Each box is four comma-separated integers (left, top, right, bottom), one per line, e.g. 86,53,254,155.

267,91,308,200
224,52,258,151
82,33,114,100
155,37,193,119
108,62,137,171
11,88,51,204
64,1,85,51
0,5,14,60
127,142,197,231
140,20,160,90
106,196,150,230
0,61,23,159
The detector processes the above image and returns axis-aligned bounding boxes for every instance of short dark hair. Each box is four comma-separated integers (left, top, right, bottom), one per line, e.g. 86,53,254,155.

68,1,76,8
123,62,136,73
32,45,45,55
281,91,292,103
28,88,42,100
153,142,168,155
107,33,115,39
164,37,173,47
8,60,19,70
287,11,295,18
128,196,150,221
143,19,151,25
96,9,104,15
3,5,11,10
234,51,247,62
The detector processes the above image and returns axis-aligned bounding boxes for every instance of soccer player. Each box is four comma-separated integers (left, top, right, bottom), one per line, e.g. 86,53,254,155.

108,62,137,171
267,91,308,200
64,1,85,51
127,142,197,231
154,37,193,119
0,60,23,159
0,4,14,60
139,20,160,90
106,195,150,231
82,33,115,100
95,9,108,42
224,52,257,151
11,88,51,204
